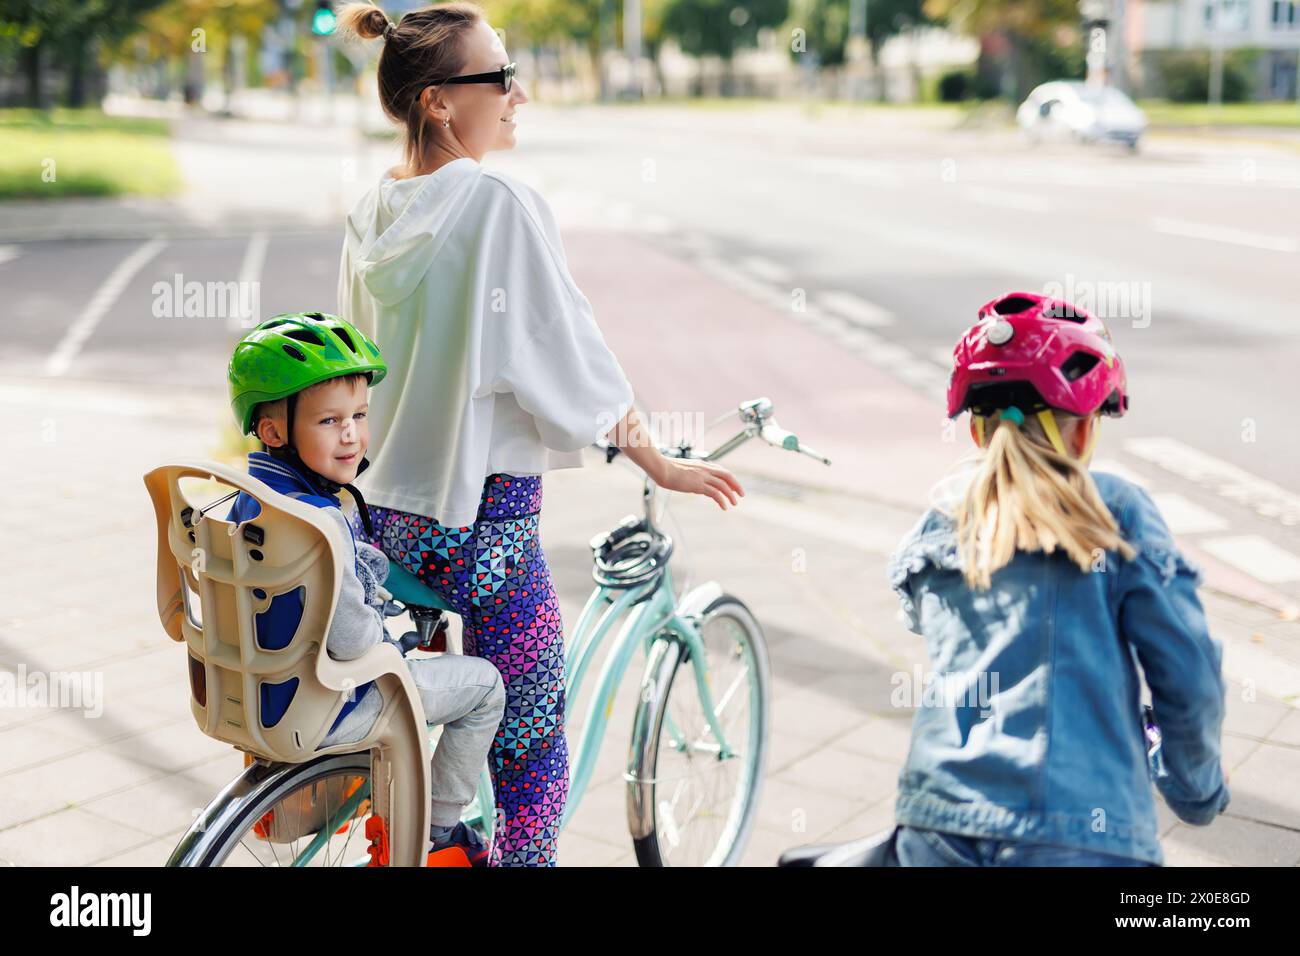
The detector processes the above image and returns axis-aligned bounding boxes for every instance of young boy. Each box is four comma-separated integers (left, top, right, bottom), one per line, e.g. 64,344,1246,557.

226,312,506,866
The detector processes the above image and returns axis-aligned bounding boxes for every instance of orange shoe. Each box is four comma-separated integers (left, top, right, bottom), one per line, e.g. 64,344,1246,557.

427,822,490,867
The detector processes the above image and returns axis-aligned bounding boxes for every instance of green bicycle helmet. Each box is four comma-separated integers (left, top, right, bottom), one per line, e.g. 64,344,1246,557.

228,312,387,436
229,312,388,540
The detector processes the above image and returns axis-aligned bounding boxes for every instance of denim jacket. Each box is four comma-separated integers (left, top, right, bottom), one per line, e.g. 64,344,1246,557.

885,470,1230,865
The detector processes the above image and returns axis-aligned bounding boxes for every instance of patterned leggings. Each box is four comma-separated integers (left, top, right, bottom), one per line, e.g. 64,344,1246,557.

351,475,568,867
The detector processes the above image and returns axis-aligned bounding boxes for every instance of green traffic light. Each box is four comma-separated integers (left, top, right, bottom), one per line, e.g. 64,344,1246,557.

311,6,337,35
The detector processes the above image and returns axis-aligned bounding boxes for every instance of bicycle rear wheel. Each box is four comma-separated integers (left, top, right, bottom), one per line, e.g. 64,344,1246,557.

168,753,378,867
628,594,769,866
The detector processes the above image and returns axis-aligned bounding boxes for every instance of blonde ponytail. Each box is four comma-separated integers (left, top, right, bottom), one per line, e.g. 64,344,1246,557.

955,410,1136,589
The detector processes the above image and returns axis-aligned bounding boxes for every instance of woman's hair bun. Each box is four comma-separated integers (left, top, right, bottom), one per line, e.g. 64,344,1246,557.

336,2,394,41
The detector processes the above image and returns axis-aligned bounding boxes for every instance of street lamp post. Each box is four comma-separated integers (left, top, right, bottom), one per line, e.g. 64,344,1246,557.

623,0,643,98
849,0,868,100
311,0,337,123
1078,0,1109,90
1206,0,1225,108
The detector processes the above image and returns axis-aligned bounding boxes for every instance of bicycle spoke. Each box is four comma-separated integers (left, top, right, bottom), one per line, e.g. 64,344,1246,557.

237,839,268,867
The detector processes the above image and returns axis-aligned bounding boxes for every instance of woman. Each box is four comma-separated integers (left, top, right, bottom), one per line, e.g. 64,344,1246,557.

334,1,744,867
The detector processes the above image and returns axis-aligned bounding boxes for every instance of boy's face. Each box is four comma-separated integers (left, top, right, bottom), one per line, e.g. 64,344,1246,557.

260,376,370,486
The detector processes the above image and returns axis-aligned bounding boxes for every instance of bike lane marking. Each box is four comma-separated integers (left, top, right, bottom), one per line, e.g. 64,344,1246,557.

44,237,167,378
1150,217,1299,254
225,231,268,332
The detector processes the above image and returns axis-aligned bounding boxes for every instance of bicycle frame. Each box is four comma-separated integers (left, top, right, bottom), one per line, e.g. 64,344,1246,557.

560,564,736,829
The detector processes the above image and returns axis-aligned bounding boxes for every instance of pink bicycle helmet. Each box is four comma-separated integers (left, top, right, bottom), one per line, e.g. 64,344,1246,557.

947,291,1128,421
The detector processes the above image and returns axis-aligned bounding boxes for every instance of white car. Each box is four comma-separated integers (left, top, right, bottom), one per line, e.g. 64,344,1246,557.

1017,81,1147,150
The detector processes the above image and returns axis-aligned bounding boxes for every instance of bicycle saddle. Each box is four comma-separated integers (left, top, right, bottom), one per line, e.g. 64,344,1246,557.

777,827,898,867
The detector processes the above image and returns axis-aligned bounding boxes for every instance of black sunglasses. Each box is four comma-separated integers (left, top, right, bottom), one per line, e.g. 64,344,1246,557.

437,61,516,93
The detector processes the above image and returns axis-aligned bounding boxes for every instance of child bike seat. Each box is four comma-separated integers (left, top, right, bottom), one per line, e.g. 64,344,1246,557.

143,458,431,866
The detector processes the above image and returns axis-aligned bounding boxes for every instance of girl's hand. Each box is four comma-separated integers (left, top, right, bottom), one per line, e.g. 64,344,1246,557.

653,458,745,510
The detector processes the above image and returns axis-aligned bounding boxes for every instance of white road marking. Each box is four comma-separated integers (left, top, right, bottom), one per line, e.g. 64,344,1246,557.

1150,217,1298,253
1149,492,1230,535
1091,459,1151,488
227,231,268,332
696,255,943,397
0,245,20,266
960,186,1052,214
0,381,218,420
817,290,895,328
1198,535,1300,584
864,341,919,366
696,255,784,306
45,238,167,377
1124,436,1300,527
1220,640,1300,707
740,256,790,285
678,232,717,255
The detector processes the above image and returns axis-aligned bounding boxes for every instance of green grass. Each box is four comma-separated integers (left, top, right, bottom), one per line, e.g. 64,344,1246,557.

1138,99,1300,128
585,93,970,113
0,108,182,200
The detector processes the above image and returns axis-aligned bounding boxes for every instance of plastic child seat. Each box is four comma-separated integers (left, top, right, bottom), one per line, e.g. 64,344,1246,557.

143,458,431,866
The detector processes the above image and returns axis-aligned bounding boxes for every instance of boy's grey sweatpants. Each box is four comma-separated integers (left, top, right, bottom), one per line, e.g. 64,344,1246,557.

320,653,506,828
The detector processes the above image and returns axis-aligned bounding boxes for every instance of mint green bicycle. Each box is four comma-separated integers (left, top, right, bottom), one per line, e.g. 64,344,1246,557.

166,397,829,867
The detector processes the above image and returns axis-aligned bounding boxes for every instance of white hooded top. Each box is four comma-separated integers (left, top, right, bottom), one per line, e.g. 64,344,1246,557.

337,157,635,528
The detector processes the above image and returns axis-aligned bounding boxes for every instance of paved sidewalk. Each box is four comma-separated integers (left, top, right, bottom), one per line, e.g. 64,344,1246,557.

1,258,1297,866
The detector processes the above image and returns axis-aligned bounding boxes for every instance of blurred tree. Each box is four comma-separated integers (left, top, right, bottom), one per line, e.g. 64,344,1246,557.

1,0,276,108
924,0,1080,100
487,0,679,97
0,0,165,106
486,0,603,92
789,0,929,98
133,0,277,106
663,0,789,93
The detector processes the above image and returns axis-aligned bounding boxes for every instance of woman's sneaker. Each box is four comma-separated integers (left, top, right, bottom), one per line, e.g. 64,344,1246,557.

427,822,490,867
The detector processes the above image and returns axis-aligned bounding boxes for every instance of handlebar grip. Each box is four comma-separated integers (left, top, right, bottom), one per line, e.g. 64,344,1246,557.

760,423,799,451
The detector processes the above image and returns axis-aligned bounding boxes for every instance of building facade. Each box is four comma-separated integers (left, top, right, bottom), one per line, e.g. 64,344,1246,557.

1127,0,1300,98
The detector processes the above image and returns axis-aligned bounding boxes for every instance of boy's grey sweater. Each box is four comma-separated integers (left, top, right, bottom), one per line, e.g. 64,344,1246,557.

317,506,389,747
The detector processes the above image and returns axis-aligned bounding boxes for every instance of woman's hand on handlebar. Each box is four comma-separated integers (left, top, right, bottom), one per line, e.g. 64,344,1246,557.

653,457,745,510
605,404,743,509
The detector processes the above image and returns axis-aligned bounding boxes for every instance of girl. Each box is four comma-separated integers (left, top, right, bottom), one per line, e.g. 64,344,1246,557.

333,2,743,866
884,291,1229,867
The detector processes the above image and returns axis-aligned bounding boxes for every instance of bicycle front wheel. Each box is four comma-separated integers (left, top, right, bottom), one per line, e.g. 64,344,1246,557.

628,594,770,866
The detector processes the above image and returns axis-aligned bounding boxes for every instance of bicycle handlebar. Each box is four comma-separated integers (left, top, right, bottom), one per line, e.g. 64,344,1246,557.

594,397,831,468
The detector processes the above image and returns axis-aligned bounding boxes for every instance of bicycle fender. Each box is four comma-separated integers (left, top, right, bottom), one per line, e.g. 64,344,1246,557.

674,581,724,622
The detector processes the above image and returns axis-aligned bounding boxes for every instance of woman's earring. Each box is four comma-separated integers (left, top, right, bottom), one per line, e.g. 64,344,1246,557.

443,118,450,128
